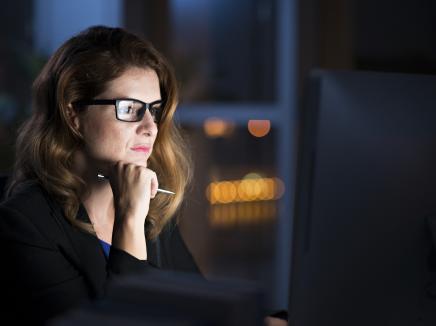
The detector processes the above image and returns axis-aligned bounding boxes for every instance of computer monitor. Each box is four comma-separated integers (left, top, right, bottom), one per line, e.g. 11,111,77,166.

289,70,436,326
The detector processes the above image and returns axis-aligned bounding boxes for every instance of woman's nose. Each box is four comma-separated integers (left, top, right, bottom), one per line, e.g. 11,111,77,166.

137,109,157,135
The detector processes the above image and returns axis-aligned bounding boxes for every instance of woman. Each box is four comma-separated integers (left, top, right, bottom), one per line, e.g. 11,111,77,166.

0,26,287,325
0,25,198,323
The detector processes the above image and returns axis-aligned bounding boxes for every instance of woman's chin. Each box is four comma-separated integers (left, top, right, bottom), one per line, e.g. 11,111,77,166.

92,157,148,178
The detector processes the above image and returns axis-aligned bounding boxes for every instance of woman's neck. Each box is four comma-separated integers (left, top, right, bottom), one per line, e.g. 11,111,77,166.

81,175,116,244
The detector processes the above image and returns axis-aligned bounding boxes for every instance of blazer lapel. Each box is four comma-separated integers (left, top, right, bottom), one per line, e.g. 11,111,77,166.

47,199,108,299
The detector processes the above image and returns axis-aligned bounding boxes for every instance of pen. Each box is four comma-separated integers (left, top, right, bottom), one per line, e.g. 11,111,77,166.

97,174,175,195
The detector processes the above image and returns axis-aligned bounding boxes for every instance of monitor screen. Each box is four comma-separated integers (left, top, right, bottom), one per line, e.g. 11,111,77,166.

289,70,436,326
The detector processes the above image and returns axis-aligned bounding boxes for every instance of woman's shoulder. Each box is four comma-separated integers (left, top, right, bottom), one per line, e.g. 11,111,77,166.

0,181,52,214
0,181,62,245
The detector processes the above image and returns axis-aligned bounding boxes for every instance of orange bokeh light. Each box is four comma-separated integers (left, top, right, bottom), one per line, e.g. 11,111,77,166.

247,120,271,137
204,118,235,138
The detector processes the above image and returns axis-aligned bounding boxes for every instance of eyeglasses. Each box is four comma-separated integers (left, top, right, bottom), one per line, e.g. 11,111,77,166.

73,98,164,123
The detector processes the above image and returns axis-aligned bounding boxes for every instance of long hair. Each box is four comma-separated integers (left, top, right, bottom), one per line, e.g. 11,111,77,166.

7,26,192,239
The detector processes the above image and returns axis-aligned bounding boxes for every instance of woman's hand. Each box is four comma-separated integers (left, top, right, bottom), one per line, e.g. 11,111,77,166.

109,161,158,224
109,161,158,260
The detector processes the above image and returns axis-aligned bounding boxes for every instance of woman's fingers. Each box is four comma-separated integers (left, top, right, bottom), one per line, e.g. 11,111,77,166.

111,161,156,194
150,170,159,198
109,161,158,221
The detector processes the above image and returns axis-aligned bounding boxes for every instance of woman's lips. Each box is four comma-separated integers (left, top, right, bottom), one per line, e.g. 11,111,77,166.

131,146,151,153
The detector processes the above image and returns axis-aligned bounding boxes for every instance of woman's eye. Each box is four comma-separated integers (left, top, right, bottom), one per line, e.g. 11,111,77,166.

150,104,162,114
119,104,136,114
119,107,130,114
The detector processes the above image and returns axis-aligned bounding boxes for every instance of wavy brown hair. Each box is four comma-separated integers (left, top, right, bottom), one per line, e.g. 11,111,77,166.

7,26,192,239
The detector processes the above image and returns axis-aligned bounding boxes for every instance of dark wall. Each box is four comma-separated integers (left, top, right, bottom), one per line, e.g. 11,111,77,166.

298,0,436,83
354,0,436,73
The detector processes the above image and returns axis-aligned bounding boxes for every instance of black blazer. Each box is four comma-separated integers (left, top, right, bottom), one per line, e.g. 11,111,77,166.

0,182,200,324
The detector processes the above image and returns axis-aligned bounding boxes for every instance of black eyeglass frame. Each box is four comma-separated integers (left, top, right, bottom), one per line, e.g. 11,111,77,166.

73,98,165,123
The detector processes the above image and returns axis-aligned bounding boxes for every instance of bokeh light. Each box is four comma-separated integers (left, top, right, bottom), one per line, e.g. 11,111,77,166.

247,120,271,137
203,117,235,138
206,176,285,204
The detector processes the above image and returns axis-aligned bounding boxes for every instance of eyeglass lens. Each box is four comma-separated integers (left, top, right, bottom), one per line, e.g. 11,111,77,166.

116,100,162,123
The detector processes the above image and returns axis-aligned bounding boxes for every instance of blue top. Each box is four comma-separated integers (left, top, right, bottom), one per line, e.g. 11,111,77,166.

99,239,111,258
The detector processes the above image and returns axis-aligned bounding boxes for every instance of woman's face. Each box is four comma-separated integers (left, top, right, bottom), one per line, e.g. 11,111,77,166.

75,67,161,175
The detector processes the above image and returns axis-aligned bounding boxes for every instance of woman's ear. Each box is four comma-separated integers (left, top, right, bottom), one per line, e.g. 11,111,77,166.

66,104,80,130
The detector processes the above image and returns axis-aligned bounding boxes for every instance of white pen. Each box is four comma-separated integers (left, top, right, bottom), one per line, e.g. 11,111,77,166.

97,174,175,195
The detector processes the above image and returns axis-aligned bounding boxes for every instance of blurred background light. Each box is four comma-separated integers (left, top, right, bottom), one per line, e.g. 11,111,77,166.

209,201,277,227
203,117,235,138
206,176,284,204
247,119,271,137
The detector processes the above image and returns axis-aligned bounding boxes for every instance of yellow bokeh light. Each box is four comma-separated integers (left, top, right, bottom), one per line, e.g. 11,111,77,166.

220,181,237,203
243,172,262,180
206,177,285,204
253,180,262,199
